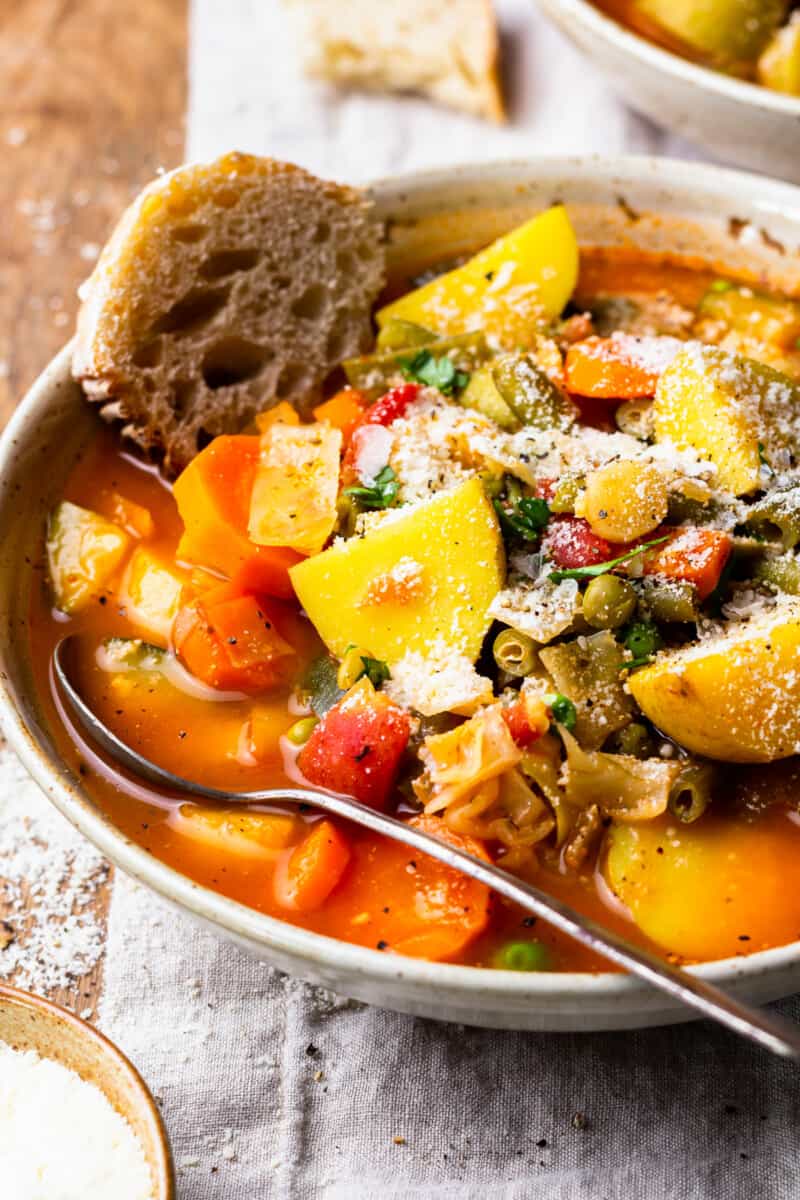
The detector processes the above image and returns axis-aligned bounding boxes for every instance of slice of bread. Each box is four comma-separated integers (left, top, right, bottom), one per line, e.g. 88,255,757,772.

73,153,385,474
285,0,504,123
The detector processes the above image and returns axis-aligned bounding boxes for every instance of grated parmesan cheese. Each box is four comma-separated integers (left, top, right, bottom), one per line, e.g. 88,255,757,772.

384,637,493,717
0,1041,154,1200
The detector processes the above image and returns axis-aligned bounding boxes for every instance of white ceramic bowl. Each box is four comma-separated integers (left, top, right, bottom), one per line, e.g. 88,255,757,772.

2,156,800,1032
536,0,800,181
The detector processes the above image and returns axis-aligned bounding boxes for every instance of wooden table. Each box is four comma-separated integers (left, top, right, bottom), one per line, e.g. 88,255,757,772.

0,0,187,1011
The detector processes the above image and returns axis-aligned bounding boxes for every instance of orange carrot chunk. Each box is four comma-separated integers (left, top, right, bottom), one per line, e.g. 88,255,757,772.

312,388,367,445
173,586,296,693
565,335,666,399
643,527,732,601
274,819,352,913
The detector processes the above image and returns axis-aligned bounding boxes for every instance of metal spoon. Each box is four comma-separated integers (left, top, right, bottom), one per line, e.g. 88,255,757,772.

54,636,800,1060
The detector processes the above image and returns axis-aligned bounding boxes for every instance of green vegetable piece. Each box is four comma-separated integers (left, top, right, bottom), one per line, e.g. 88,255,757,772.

375,318,436,352
549,536,669,583
582,574,637,630
492,628,538,677
102,637,167,670
753,552,800,594
622,621,663,666
344,465,399,510
540,631,635,750
638,577,700,624
494,495,550,543
636,0,788,65
286,716,319,746
494,940,551,971
47,501,131,614
758,14,800,95
343,332,489,398
607,722,655,759
698,284,800,350
547,693,577,731
400,348,469,395
549,474,584,514
666,492,715,525
358,656,392,689
668,761,716,824
492,353,577,432
301,654,346,717
459,366,518,429
745,483,800,550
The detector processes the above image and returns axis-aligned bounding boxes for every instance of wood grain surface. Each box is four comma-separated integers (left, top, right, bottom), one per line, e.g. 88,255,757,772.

0,0,187,1012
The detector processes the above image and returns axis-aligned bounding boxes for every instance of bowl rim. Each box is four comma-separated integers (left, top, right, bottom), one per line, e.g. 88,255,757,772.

2,152,800,1015
536,0,800,115
0,982,174,1197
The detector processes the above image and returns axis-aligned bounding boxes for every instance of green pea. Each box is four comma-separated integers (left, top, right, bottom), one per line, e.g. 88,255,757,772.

582,574,637,630
494,939,551,972
546,692,577,731
492,628,537,676
286,716,319,746
375,318,436,352
623,621,663,662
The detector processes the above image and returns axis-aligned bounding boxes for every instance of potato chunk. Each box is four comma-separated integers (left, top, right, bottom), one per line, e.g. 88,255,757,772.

628,602,800,762
118,547,184,646
653,344,800,495
47,501,131,613
289,477,504,663
376,206,578,345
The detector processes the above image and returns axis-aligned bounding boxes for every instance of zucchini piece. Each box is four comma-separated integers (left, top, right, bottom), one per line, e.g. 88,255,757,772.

636,0,788,64
745,483,800,549
343,331,489,398
492,353,577,432
47,501,131,613
300,654,345,716
459,367,518,429
698,284,800,350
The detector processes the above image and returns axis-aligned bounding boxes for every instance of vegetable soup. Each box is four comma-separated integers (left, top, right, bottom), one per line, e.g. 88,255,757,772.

31,209,800,972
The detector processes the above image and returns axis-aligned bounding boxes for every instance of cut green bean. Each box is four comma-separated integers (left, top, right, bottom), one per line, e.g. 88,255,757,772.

745,484,800,549
638,577,700,623
753,552,800,594
492,353,577,432
668,761,716,824
492,628,538,676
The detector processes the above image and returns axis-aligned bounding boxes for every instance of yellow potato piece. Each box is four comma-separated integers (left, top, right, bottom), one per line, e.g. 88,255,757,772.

289,477,504,664
605,815,800,961
118,546,184,647
170,804,300,861
47,501,131,613
376,206,578,346
628,602,800,762
248,422,342,554
653,344,800,496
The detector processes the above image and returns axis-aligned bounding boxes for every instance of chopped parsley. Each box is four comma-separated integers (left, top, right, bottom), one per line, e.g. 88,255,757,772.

757,441,773,476
400,348,470,395
494,496,551,542
545,692,577,731
548,535,669,582
344,465,399,510
358,656,391,689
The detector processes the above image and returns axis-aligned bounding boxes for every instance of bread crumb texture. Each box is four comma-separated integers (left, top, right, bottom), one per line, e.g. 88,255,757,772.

73,152,384,474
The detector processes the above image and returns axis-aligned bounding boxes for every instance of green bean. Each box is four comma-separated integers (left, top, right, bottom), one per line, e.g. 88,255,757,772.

582,575,637,630
493,628,537,676
753,552,800,594
668,761,716,824
638,577,700,623
549,474,584,515
492,353,577,432
493,940,551,971
607,722,655,760
745,484,800,550
615,399,653,441
375,318,436,352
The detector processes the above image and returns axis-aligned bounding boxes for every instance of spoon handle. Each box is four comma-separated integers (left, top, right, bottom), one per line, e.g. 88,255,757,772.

54,636,800,1060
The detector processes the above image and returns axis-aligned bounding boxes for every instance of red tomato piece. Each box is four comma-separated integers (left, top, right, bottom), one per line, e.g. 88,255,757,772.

534,478,557,501
502,700,544,748
544,516,615,569
297,678,411,809
644,527,732,601
363,383,421,427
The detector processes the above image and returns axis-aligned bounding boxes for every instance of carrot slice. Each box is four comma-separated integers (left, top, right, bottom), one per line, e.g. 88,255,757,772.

643,527,732,601
565,336,661,399
274,819,352,913
173,588,296,692
173,435,301,599
312,388,367,444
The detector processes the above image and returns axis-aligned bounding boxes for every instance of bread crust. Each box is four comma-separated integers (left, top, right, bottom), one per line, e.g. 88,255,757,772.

73,153,385,474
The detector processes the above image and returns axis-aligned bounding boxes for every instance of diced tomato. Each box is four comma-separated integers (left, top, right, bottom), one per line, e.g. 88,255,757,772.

534,478,557,501
312,388,367,445
173,584,296,693
565,336,662,400
644,526,732,601
297,677,411,809
544,516,615,569
502,698,546,748
173,436,301,599
362,383,421,427
273,819,352,913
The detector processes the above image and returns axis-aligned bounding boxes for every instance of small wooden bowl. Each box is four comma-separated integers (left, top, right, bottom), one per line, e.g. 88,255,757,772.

0,984,174,1199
